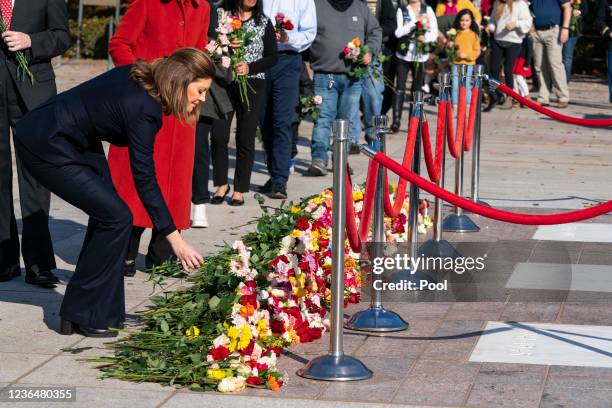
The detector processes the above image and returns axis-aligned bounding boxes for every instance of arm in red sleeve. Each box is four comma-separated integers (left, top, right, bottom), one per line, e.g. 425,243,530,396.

109,0,147,66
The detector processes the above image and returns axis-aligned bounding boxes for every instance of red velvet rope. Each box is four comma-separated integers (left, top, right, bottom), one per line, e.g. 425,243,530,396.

374,152,612,225
463,87,480,151
421,105,445,183
345,161,379,253
382,114,419,218
497,83,612,127
446,86,466,158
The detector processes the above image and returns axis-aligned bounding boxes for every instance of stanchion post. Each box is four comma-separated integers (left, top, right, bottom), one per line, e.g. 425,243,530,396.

345,116,408,332
407,92,424,260
442,66,480,233
469,64,490,207
297,120,373,381
418,73,462,258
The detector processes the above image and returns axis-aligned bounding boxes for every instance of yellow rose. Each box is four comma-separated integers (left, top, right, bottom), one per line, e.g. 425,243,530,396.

290,230,302,238
313,197,323,205
352,191,364,201
207,368,227,380
290,206,300,214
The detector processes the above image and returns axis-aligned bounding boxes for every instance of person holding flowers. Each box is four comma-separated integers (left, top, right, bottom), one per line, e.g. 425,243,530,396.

258,0,316,199
307,0,382,176
391,0,438,133
211,0,278,206
107,0,210,276
0,0,71,286
448,9,481,107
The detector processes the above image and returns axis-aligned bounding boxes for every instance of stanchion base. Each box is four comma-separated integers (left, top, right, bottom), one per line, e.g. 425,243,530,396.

442,214,480,233
344,307,409,332
297,354,373,381
418,239,462,259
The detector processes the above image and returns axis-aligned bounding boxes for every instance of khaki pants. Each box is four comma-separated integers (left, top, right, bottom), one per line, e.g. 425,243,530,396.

533,27,570,103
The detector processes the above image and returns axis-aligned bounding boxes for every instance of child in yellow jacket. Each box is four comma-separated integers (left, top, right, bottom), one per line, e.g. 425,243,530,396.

448,9,481,106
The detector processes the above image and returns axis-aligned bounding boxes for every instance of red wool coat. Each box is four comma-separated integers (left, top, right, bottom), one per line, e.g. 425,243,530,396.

108,0,210,230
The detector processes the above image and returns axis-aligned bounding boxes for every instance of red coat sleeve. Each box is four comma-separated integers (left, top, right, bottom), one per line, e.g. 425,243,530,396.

196,1,210,50
109,0,147,66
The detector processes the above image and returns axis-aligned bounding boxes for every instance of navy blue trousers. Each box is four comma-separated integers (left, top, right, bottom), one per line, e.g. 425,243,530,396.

262,53,302,185
15,137,131,329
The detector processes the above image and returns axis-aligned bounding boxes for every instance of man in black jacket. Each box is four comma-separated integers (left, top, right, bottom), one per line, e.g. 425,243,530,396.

595,0,612,103
0,0,71,286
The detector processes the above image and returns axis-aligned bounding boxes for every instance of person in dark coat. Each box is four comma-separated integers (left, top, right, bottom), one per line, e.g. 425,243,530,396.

14,48,214,337
0,0,71,287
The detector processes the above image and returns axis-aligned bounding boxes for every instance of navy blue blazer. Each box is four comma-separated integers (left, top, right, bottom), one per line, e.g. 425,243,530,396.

16,65,176,235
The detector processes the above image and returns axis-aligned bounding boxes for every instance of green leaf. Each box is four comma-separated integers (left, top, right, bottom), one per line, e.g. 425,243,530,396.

160,320,169,333
208,296,221,310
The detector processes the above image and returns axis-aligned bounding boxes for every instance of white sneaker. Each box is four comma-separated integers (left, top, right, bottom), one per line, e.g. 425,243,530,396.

191,204,209,228
421,83,430,94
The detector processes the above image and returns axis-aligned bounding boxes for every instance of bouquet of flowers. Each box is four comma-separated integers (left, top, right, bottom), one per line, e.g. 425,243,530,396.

445,28,459,64
299,95,322,122
569,0,582,34
274,12,294,32
0,10,33,84
414,16,436,59
216,12,257,109
343,37,370,78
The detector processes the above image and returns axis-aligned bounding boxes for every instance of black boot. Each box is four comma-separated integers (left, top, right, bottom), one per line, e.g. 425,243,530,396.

483,90,499,112
391,90,405,133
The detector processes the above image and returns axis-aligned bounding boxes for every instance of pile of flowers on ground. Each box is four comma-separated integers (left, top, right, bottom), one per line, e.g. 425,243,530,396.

86,185,431,392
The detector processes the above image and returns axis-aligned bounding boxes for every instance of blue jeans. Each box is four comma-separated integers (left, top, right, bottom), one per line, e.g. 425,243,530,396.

261,53,302,185
351,66,384,142
608,50,612,103
562,36,579,82
311,73,362,164
451,64,474,106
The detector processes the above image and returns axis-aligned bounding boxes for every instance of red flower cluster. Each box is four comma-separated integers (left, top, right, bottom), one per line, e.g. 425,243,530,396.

209,345,231,361
295,216,310,231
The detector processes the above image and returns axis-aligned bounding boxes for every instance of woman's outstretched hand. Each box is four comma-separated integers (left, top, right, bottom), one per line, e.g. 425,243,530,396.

166,231,204,272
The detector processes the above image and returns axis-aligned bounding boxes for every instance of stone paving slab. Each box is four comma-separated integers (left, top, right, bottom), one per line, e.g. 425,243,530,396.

2,61,612,407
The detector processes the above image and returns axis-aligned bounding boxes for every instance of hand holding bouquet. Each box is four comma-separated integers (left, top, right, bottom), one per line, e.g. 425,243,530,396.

343,37,371,78
445,28,459,64
569,0,582,34
0,10,33,84
274,12,294,43
414,16,436,58
216,12,257,109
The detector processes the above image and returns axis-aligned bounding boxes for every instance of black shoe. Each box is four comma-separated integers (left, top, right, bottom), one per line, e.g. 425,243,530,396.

0,264,20,282
123,260,136,277
270,183,287,199
211,185,230,205
349,144,361,155
228,197,245,206
25,265,59,287
60,319,119,338
256,180,273,194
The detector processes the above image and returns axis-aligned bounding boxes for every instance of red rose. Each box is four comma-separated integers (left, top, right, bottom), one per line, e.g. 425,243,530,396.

416,21,423,30
209,345,230,361
270,320,286,334
254,361,269,371
247,376,263,386
284,21,294,30
295,216,310,231
241,340,255,356
246,280,257,288
240,294,258,307
298,261,310,272
349,293,359,303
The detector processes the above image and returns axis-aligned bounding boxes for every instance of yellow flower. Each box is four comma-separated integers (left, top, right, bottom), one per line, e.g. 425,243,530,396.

311,230,319,239
290,229,302,238
290,206,300,214
389,183,397,194
257,319,269,340
352,191,364,201
227,325,239,339
186,325,200,338
313,196,323,205
237,325,253,350
207,368,227,380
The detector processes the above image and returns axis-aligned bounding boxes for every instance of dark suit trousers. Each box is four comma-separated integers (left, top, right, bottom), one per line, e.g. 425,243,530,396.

0,64,55,272
15,138,130,329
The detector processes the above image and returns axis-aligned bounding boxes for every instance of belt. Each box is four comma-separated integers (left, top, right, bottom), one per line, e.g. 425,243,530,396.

536,24,559,31
278,50,300,56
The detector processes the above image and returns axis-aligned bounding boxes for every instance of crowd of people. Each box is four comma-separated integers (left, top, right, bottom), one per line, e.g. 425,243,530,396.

0,0,611,334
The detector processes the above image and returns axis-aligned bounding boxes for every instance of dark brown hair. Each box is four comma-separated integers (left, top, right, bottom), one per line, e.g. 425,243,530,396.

130,48,215,123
